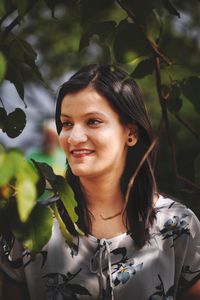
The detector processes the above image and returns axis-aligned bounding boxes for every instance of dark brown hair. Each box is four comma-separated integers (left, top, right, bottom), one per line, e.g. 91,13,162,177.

55,64,156,248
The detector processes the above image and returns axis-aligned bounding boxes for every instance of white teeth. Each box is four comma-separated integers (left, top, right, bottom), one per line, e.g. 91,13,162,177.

72,150,93,154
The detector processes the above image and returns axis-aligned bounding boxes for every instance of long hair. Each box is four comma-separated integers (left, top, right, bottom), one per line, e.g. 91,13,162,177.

55,64,157,249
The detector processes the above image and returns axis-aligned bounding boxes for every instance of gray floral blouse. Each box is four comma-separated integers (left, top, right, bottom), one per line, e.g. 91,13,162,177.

0,195,200,300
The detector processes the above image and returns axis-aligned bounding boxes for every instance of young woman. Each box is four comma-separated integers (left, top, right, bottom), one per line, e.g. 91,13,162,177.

1,64,200,299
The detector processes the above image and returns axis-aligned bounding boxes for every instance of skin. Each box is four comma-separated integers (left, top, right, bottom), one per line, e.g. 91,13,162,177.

59,86,135,180
59,86,138,238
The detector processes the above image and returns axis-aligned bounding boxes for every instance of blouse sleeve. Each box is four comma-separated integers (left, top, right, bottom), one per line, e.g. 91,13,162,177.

178,208,200,293
0,237,25,283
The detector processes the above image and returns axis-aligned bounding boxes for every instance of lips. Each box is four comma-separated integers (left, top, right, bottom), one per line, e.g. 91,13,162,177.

70,149,95,158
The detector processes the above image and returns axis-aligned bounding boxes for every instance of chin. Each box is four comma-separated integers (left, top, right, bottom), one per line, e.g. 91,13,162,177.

70,167,91,177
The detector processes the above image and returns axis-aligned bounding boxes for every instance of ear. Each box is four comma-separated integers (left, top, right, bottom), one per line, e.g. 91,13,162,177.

126,123,139,147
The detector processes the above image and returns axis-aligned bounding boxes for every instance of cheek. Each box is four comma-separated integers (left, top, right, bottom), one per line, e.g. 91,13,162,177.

58,132,68,151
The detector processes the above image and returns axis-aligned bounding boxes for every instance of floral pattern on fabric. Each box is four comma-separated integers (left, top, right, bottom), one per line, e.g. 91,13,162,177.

148,274,174,300
43,270,92,300
112,261,143,286
0,195,200,300
160,214,190,247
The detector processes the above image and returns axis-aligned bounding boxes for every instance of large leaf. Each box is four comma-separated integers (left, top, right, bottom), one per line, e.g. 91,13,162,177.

19,38,37,62
0,107,7,130
52,202,73,246
54,175,78,223
6,64,24,100
16,159,38,222
79,21,116,52
0,149,24,186
181,76,200,114
167,84,182,113
25,58,44,82
113,20,151,63
33,161,80,232
3,108,26,138
13,204,53,254
16,177,36,222
31,160,57,183
131,57,154,78
80,0,114,25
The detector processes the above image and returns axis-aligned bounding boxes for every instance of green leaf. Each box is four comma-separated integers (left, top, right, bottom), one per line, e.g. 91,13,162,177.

31,160,57,183
25,58,44,82
0,107,7,130
79,21,116,52
4,108,26,138
120,0,155,23
167,84,182,113
80,0,114,25
54,176,78,223
131,57,154,78
167,97,182,113
13,204,53,253
0,52,7,82
52,203,73,246
16,177,36,222
6,64,24,100
113,20,151,63
162,0,180,18
0,149,24,186
16,159,38,222
181,76,200,114
30,161,81,234
19,39,37,61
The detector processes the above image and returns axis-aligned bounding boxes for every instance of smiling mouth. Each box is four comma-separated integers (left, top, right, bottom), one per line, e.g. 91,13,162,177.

70,149,95,157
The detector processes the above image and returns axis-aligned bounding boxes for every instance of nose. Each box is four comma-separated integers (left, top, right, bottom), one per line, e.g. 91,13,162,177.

67,125,87,145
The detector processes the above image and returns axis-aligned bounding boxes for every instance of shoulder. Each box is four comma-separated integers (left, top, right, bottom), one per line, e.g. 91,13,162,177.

155,194,196,219
154,194,200,238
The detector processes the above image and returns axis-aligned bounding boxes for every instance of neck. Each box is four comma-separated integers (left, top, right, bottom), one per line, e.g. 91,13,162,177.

80,174,124,216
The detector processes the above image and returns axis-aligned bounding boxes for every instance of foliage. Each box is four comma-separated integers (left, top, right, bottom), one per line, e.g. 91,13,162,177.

0,0,200,252
0,145,82,253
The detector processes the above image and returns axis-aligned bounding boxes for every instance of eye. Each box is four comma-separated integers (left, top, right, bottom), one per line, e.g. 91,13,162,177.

87,119,102,126
61,120,73,128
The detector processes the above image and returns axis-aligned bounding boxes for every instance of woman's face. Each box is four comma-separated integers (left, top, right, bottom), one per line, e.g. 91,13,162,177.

59,86,137,181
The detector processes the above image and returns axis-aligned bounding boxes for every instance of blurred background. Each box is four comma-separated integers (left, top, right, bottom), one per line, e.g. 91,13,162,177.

0,0,200,216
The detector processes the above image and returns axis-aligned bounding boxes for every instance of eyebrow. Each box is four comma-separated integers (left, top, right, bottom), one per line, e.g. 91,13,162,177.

60,111,107,118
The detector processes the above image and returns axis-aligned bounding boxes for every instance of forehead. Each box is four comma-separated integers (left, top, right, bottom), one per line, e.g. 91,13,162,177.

60,86,116,116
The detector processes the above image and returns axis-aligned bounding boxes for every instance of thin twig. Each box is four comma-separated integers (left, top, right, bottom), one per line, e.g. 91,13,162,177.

123,137,158,212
